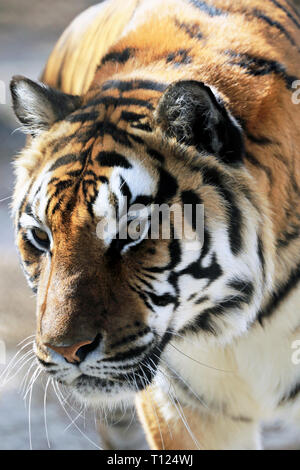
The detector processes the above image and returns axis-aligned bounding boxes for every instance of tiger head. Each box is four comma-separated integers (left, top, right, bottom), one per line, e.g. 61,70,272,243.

10,75,271,406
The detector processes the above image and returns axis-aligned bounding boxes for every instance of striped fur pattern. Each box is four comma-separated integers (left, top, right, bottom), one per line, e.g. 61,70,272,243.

10,0,300,449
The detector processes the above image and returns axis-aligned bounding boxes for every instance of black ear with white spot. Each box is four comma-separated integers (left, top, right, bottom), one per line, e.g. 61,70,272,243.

10,75,81,136
155,80,244,165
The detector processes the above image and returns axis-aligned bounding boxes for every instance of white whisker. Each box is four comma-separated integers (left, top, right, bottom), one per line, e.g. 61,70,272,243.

163,330,233,373
27,366,42,450
23,363,40,401
52,380,103,450
43,376,51,449
1,351,35,389
20,359,37,396
64,403,85,433
0,195,12,203
0,341,34,385
17,335,35,347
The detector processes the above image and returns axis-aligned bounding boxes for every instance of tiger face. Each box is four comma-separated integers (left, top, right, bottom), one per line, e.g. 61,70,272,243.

10,75,269,406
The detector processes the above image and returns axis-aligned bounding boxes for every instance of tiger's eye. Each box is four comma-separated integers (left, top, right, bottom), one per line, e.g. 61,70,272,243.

32,228,50,249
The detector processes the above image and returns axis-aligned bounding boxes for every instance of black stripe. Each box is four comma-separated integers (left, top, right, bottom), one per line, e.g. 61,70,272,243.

67,170,83,178
195,295,209,305
74,118,144,146
51,198,64,216
96,151,132,169
99,175,109,184
145,232,182,274
179,252,223,285
29,272,40,284
18,186,33,220
102,79,167,93
280,382,300,404
246,132,275,146
245,152,273,185
146,291,177,307
101,47,134,65
37,358,56,368
175,19,203,40
166,49,192,65
228,279,254,304
277,222,300,247
49,134,77,153
180,293,248,336
52,179,74,197
147,148,165,164
226,50,298,90
257,235,266,281
258,263,300,323
102,343,152,363
109,326,151,350
181,190,203,233
194,295,209,305
252,8,300,52
109,336,173,391
48,177,59,184
49,153,85,172
66,110,99,123
121,111,146,122
268,0,300,30
23,259,34,266
202,167,243,255
131,122,152,132
136,275,154,291
131,195,153,206
129,284,155,312
83,96,154,111
98,120,138,148
286,0,300,20
24,203,33,217
188,0,224,16
155,168,178,204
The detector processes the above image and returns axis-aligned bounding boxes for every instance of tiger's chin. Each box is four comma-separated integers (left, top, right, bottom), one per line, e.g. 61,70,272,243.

67,374,144,408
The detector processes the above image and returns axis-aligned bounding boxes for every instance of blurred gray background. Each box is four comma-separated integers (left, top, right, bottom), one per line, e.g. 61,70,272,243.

0,0,300,451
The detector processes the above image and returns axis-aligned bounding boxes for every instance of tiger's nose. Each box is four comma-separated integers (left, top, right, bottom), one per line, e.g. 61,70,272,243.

45,334,102,364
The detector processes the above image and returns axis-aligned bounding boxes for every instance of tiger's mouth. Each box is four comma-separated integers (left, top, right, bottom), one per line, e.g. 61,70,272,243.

39,331,173,403
70,362,156,400
63,352,161,405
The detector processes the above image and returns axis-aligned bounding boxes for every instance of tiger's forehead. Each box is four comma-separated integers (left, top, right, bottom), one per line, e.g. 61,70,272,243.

41,78,166,172
15,78,170,230
26,131,160,229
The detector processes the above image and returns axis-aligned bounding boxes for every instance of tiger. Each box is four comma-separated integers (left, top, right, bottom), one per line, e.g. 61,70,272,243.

9,0,300,450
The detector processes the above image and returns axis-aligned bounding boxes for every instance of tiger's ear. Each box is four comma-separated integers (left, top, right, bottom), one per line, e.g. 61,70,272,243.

10,75,81,136
155,80,244,165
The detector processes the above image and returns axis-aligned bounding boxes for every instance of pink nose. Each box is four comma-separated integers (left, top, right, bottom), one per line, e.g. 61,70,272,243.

45,338,96,364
